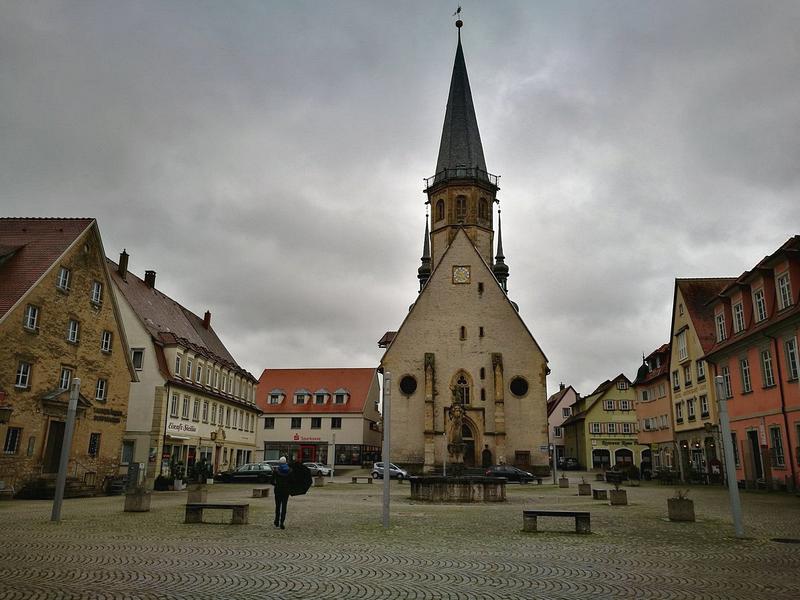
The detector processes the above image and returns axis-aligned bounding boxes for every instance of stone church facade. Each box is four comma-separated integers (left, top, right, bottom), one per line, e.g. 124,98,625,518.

379,22,549,473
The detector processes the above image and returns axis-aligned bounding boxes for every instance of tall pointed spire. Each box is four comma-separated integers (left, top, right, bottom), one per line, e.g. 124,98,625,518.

417,211,432,290
493,208,509,291
434,19,487,178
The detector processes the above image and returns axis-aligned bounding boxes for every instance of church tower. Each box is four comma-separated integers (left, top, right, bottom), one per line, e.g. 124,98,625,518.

380,19,548,474
425,20,499,269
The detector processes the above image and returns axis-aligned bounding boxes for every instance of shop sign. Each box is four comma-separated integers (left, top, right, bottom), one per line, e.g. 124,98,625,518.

167,421,197,433
292,433,321,442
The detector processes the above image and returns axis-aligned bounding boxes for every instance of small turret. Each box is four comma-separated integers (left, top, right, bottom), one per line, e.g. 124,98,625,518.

417,212,432,291
493,209,509,291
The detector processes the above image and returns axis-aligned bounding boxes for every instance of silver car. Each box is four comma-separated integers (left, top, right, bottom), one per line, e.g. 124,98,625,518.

371,462,409,480
303,462,332,476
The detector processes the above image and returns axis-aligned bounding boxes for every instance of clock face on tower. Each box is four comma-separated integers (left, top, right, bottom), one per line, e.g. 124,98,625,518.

452,265,471,284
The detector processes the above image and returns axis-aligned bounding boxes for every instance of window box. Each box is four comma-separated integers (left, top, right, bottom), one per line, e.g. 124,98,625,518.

688,416,696,422
676,418,684,425
700,412,710,419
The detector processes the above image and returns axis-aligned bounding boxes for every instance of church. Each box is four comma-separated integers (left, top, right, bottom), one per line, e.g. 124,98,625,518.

379,20,549,473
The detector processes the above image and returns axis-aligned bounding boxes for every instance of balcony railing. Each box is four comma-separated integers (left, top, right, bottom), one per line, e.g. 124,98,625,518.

424,167,500,189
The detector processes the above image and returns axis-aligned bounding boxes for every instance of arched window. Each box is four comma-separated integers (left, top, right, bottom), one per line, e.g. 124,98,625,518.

479,198,488,220
436,199,445,221
456,196,467,222
456,373,470,404
480,367,485,380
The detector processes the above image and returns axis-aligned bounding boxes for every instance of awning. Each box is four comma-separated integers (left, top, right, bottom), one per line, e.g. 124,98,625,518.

166,434,191,440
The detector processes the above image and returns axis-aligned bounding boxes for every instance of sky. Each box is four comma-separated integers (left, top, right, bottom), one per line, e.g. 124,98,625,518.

2,1,799,397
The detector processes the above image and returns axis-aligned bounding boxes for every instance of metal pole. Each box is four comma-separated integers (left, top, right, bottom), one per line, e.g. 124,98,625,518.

52,378,81,523
329,432,335,483
381,372,391,528
551,443,557,485
715,376,745,538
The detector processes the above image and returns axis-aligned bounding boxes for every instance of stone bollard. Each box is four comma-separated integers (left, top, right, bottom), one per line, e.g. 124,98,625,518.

559,477,570,488
578,482,592,496
124,489,151,512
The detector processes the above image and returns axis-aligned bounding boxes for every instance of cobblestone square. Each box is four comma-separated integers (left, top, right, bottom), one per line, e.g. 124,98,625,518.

1,476,799,599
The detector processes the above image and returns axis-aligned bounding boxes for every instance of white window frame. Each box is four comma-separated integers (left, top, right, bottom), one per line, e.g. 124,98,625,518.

683,365,692,386
67,319,80,343
721,366,733,398
761,349,775,387
553,426,563,438
590,423,601,434
616,380,628,390
697,360,706,381
677,330,688,361
91,280,103,304
101,330,113,353
202,400,209,422
170,393,179,418
192,399,200,421
619,400,631,411
269,394,281,405
181,396,190,419
733,302,745,333
715,312,726,342
295,393,307,405
196,364,203,384
769,426,785,467
24,304,39,331
603,400,615,411
675,402,683,422
785,337,799,380
754,288,767,322
777,273,792,310
60,367,72,390
672,370,680,389
186,359,193,380
607,423,617,434
57,266,71,291
740,358,752,393
686,398,695,419
175,355,182,377
210,403,217,424
15,362,31,388
95,378,107,402
700,394,709,416
622,422,633,434
562,407,571,418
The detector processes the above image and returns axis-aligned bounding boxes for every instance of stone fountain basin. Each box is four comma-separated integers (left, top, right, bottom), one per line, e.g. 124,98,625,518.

409,476,506,503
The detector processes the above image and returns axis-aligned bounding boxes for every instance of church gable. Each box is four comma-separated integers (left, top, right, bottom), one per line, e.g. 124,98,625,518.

383,228,545,364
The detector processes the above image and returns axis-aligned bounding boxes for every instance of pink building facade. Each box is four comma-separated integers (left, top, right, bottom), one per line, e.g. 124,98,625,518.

705,236,799,490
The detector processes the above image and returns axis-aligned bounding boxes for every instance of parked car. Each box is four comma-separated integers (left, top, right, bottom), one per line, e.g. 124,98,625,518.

484,465,536,483
371,462,409,480
214,463,273,483
303,462,332,476
558,457,580,470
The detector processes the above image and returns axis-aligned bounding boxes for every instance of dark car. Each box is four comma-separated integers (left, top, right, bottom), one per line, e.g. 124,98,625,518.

215,463,273,483
484,465,535,483
558,457,580,470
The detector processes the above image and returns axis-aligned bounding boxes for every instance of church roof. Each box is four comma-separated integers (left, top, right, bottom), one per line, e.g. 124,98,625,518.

434,32,487,177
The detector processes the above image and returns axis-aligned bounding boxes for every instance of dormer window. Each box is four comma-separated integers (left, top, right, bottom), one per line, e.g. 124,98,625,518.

334,388,349,404
733,302,745,333
754,288,767,322
175,354,182,377
616,380,628,390
314,390,329,405
715,312,726,342
777,273,792,310
294,390,310,404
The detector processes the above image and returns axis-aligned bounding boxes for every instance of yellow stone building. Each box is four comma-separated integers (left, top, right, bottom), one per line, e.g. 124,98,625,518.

561,375,647,470
379,23,549,473
0,218,136,497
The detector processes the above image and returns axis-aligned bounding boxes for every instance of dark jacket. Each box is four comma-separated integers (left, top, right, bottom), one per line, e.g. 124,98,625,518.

273,464,291,495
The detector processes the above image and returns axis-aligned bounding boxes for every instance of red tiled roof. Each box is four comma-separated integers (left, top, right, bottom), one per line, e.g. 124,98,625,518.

706,236,800,357
107,258,255,381
677,278,737,354
256,368,377,415
0,218,94,319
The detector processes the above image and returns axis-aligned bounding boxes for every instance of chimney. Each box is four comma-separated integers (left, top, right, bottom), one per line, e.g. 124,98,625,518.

203,310,211,329
118,249,129,280
144,270,156,289
559,382,565,391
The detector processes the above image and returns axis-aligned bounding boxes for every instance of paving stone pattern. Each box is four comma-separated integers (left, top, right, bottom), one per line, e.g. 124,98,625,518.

1,476,799,599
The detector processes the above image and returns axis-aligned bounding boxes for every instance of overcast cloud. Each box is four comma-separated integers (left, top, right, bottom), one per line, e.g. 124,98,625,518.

2,1,799,397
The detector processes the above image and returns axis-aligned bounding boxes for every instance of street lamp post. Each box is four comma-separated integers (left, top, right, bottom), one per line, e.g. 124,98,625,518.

715,376,745,538
381,372,391,528
52,378,81,523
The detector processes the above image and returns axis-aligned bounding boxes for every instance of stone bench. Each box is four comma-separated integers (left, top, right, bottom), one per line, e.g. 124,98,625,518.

252,488,270,498
592,489,608,500
185,503,249,525
523,510,591,534
351,476,373,484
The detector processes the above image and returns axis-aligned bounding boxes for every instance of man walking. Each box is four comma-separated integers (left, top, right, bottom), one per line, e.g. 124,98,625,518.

273,456,291,529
